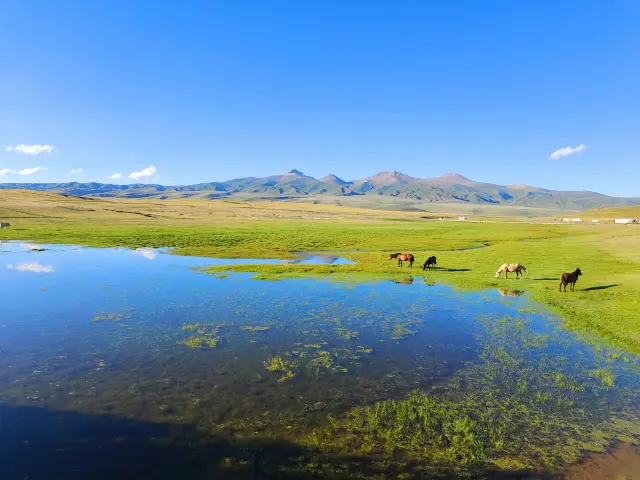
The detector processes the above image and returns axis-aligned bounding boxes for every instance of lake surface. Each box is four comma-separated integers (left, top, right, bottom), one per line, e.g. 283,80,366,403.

1,241,639,479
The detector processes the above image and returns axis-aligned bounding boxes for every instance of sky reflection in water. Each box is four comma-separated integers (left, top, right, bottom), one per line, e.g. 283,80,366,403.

0,241,639,475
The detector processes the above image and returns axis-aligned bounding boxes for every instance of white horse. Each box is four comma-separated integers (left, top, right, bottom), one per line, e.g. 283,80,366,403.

495,263,528,279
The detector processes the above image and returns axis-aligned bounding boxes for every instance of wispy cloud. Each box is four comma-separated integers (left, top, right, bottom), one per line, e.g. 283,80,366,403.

133,248,158,260
17,167,43,175
109,173,123,179
7,262,54,273
0,168,12,176
70,168,83,174
129,165,157,180
549,144,586,160
6,144,56,155
20,243,43,250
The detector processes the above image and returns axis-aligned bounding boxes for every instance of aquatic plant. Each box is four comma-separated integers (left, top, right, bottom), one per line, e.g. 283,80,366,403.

240,325,271,332
590,367,616,388
264,354,298,382
336,328,358,340
392,323,417,340
178,322,235,349
304,314,640,472
91,309,135,322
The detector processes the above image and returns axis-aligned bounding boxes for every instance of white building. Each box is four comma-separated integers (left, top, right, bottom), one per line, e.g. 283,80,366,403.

614,218,638,224
458,216,467,221
562,218,571,222
591,219,599,223
571,218,583,222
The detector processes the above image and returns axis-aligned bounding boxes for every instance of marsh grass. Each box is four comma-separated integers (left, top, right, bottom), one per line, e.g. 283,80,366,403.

303,314,640,473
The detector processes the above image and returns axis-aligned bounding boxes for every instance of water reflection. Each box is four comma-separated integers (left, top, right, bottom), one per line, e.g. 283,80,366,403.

132,247,158,260
0,241,638,477
282,252,355,265
497,288,525,297
6,262,54,273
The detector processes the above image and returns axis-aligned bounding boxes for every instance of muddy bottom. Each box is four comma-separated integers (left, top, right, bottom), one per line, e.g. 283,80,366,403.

563,443,640,480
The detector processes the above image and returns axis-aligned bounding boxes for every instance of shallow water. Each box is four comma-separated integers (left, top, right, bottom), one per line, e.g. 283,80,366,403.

1,241,639,478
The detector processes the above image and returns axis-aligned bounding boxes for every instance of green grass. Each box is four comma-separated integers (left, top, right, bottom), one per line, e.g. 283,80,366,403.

3,191,640,355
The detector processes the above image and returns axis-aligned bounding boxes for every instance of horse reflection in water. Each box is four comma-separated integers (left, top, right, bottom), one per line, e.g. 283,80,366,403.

498,288,525,297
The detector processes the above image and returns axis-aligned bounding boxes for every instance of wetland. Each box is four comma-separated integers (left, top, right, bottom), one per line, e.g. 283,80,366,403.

1,241,639,478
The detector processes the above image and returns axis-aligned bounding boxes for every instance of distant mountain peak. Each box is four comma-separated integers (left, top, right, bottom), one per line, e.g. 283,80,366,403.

440,173,471,181
320,174,347,185
420,172,474,186
287,169,305,176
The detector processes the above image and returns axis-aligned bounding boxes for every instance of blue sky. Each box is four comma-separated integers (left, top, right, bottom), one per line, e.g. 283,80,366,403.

1,1,638,196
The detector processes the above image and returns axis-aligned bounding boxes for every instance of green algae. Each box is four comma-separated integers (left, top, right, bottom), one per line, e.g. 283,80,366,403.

240,325,271,332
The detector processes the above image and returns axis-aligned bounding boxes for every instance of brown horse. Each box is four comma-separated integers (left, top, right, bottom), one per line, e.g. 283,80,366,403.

422,256,437,271
560,268,582,292
388,253,414,268
495,263,528,279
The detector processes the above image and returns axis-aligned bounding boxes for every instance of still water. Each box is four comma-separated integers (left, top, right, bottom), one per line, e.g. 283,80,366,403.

1,241,639,479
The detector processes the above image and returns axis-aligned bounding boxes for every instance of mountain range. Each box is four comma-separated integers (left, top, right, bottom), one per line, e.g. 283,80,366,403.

1,170,638,211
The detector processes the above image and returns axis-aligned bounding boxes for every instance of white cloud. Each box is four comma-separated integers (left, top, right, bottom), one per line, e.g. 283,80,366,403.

7,262,54,273
129,165,157,180
0,168,12,176
549,144,586,160
6,144,56,155
70,168,83,174
133,248,158,260
20,243,43,250
109,173,123,179
17,167,43,175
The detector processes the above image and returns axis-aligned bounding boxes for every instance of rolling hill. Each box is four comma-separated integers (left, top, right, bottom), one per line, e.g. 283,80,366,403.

1,169,637,212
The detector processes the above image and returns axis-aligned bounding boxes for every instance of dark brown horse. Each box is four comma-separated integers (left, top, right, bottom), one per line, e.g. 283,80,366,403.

422,256,437,271
560,268,582,292
388,253,414,268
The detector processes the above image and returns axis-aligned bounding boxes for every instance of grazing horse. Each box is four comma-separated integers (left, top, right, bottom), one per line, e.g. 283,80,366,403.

388,253,414,268
495,263,528,279
0,222,10,229
560,268,582,292
422,256,437,271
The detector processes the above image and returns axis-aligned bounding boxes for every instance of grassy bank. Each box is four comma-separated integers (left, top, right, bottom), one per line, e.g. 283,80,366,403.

2,190,640,355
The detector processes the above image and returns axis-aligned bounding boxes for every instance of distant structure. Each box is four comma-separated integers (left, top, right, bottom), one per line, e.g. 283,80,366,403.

591,219,599,223
614,218,638,224
562,218,571,222
571,218,583,222
458,216,467,221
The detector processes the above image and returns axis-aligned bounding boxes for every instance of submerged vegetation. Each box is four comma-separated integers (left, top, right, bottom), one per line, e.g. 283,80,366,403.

264,354,299,382
178,322,235,349
304,315,640,473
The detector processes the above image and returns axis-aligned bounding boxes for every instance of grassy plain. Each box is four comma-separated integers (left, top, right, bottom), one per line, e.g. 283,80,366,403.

2,190,640,354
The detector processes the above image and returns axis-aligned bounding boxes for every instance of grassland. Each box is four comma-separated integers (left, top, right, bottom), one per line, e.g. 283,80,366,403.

2,190,640,354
